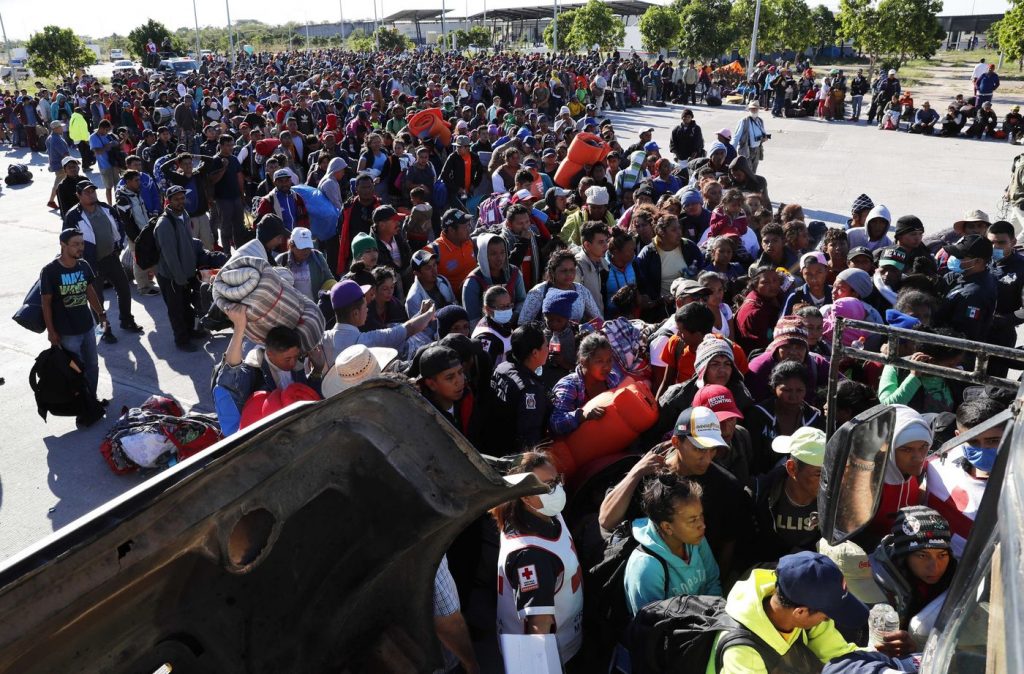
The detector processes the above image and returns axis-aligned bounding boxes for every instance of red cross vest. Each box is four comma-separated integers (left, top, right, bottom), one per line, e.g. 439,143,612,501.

496,513,583,664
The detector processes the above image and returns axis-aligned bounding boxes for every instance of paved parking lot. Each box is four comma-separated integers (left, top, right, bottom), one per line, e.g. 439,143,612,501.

0,99,1020,562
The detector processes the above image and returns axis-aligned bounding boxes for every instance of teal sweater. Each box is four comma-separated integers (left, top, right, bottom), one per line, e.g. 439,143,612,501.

624,518,722,616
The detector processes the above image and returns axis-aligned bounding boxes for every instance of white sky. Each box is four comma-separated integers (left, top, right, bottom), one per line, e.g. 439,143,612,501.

0,0,1012,41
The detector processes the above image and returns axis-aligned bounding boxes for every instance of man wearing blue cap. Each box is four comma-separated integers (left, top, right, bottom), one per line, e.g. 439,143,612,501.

708,551,863,672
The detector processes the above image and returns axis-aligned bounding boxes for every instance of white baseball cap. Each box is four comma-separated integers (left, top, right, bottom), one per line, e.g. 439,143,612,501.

672,406,728,449
290,226,314,250
321,345,396,398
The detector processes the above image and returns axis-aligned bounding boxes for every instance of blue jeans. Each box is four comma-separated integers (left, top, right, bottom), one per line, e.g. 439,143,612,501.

851,95,864,119
61,330,99,397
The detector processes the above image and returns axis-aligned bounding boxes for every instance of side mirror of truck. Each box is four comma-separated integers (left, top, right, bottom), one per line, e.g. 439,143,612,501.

818,404,896,546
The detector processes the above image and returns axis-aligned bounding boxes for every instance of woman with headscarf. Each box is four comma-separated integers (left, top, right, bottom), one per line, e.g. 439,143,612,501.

863,406,932,548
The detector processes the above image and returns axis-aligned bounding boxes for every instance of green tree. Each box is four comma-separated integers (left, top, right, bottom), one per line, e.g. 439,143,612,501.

994,4,1024,68
764,0,814,53
732,0,777,59
346,29,376,52
128,20,181,59
638,5,680,53
566,0,625,51
837,0,885,63
374,27,412,51
543,9,577,50
676,0,736,60
25,26,96,80
875,0,944,66
810,5,838,55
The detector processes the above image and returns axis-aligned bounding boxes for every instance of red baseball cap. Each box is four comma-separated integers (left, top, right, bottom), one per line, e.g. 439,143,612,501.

691,385,743,422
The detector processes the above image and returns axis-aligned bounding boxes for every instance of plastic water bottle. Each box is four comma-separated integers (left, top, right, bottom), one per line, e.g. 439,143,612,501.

868,603,900,646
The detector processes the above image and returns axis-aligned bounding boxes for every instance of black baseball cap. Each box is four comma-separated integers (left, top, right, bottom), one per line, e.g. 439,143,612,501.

372,205,399,223
848,246,873,261
419,345,462,378
442,209,472,229
75,180,97,193
944,234,993,261
411,249,436,269
59,228,84,243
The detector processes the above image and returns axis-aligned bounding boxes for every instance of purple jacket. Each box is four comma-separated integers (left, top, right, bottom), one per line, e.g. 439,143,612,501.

744,348,831,406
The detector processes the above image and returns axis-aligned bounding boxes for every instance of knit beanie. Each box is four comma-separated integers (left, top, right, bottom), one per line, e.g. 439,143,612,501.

851,193,874,214
256,214,288,245
888,506,952,560
893,215,925,240
769,315,809,352
835,268,873,299
542,289,578,319
436,305,470,338
694,334,735,382
351,232,378,259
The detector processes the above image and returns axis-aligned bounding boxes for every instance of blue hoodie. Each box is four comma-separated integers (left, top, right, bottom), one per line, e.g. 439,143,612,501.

624,518,722,616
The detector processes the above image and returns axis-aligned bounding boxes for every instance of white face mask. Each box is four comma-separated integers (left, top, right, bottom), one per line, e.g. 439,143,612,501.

493,308,514,325
535,484,566,516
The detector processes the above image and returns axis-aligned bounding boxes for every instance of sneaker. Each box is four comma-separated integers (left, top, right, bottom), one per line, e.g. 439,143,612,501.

101,331,118,344
139,286,161,296
46,200,58,209
175,340,198,352
120,321,145,334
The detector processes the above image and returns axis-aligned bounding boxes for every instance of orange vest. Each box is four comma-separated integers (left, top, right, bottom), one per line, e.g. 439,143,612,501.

429,233,477,296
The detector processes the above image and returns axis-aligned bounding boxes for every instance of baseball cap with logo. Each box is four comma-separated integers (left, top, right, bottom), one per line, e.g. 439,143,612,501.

879,247,907,271
775,551,869,626
817,539,887,605
772,427,827,467
290,226,313,250
691,385,743,422
410,249,436,270
672,406,728,449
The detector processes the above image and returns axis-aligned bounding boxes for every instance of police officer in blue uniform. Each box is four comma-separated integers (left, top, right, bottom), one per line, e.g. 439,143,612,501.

939,234,997,343
987,221,1024,376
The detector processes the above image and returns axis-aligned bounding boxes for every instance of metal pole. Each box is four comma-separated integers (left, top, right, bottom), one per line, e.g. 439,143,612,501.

192,0,202,62
553,0,558,53
305,22,310,51
0,11,16,88
747,0,761,72
442,0,448,47
225,0,236,68
339,0,346,42
373,0,380,50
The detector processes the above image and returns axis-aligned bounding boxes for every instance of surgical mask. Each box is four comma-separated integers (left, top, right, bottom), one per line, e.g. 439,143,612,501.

947,256,962,274
963,444,997,473
493,308,513,325
536,484,566,516
993,247,1006,261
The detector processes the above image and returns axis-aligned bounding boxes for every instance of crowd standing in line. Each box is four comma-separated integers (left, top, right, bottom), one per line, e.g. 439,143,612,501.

11,44,1019,673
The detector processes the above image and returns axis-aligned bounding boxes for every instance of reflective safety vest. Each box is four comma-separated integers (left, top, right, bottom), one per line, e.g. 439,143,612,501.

496,513,583,664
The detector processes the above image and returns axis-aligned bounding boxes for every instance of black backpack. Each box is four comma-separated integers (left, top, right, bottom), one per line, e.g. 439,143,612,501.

134,216,161,269
627,595,780,674
5,163,32,186
28,346,104,423
580,523,670,665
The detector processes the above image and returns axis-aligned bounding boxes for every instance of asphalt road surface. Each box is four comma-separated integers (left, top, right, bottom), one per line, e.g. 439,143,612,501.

0,100,1019,562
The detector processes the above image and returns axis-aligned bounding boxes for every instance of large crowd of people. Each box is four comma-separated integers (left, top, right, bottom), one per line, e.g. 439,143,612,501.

9,44,1019,672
